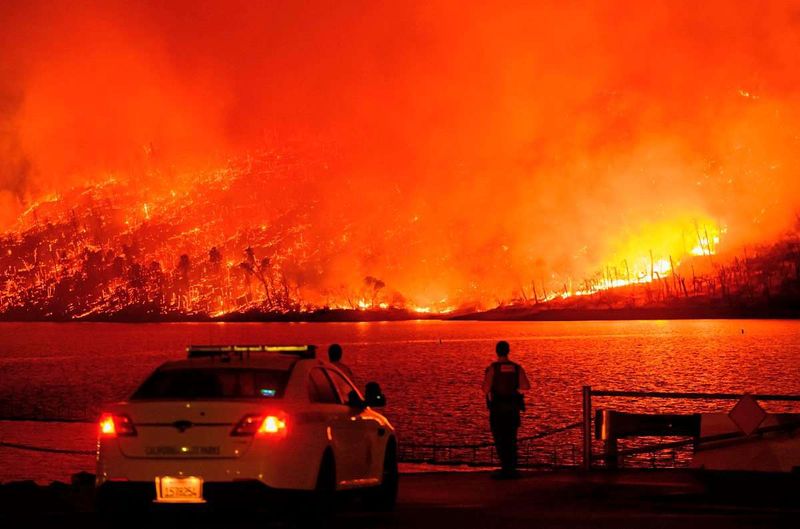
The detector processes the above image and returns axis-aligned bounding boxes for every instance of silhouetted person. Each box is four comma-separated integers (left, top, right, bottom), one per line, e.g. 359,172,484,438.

328,343,354,380
481,340,530,478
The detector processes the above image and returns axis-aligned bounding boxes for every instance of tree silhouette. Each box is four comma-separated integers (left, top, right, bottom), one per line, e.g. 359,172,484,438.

364,276,385,308
208,247,222,275
175,254,191,309
239,247,273,308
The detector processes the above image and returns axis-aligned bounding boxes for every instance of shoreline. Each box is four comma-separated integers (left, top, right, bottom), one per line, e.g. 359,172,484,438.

0,305,798,323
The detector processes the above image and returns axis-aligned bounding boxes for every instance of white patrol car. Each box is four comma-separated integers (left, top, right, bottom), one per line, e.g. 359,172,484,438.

95,345,397,511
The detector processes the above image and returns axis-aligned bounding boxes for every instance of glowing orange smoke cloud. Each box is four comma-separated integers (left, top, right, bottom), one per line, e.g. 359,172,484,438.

1,1,800,312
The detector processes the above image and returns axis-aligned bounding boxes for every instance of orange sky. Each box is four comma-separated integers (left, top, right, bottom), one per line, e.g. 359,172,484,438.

1,0,799,304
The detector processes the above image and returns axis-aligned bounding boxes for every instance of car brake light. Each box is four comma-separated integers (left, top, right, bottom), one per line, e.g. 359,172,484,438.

231,413,287,437
99,414,115,436
99,413,137,438
260,415,286,434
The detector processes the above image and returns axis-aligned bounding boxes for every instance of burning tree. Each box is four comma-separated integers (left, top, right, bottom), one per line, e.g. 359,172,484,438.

364,276,386,308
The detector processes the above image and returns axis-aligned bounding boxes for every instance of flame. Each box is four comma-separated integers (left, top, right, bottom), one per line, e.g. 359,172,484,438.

0,173,755,319
1,3,799,318
551,219,725,299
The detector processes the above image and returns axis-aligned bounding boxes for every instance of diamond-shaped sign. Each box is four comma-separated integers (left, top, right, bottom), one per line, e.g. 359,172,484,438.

729,394,767,436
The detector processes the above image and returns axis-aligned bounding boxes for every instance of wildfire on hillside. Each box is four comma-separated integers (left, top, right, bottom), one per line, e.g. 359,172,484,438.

1,149,794,321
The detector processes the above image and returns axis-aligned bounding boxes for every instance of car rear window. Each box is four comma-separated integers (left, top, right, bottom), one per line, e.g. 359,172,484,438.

131,368,290,400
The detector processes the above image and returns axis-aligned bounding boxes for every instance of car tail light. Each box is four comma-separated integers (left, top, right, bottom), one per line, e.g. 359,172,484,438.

260,415,286,434
231,413,287,437
98,413,137,438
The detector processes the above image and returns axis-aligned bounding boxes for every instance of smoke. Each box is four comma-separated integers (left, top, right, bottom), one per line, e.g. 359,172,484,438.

0,83,29,226
2,0,800,303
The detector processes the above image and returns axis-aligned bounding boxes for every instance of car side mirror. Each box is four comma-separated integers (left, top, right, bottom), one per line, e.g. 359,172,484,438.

347,389,365,409
364,382,386,408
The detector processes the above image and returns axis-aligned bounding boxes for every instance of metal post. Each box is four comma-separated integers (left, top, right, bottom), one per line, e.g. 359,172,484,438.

604,437,618,469
600,409,618,469
582,385,592,470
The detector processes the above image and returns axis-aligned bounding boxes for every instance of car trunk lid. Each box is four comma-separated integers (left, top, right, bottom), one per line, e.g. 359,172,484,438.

113,401,265,458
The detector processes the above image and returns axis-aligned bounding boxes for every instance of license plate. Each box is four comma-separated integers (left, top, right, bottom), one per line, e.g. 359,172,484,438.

155,476,205,503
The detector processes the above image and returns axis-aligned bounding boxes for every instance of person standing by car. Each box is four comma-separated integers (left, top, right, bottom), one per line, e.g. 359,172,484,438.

481,340,530,478
328,343,354,380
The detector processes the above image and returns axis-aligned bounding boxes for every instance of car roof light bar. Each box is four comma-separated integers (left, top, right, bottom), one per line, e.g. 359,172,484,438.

187,345,316,359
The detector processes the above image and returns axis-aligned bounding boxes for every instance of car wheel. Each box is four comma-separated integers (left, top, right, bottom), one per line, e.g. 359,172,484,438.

365,438,398,512
313,449,337,515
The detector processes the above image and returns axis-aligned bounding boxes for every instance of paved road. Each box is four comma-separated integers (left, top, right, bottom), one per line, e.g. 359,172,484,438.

335,470,797,529
1,470,798,528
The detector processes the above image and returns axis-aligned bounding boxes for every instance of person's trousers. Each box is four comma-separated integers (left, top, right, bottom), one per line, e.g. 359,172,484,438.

490,410,520,471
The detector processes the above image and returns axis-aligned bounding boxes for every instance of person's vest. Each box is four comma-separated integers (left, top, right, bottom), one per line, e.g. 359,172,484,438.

490,361,520,399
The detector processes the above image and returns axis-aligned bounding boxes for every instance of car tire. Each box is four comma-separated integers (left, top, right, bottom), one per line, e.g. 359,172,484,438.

314,449,337,514
365,438,398,512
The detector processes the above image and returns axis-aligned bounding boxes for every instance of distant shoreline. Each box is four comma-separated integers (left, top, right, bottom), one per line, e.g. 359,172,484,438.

1,305,798,323
453,305,800,321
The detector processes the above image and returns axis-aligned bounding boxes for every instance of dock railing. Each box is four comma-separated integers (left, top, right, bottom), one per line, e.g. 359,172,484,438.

0,415,585,469
4,387,800,471
398,421,582,468
582,386,800,470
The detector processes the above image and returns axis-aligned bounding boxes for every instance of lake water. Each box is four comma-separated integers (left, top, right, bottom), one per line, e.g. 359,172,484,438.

1,319,799,482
